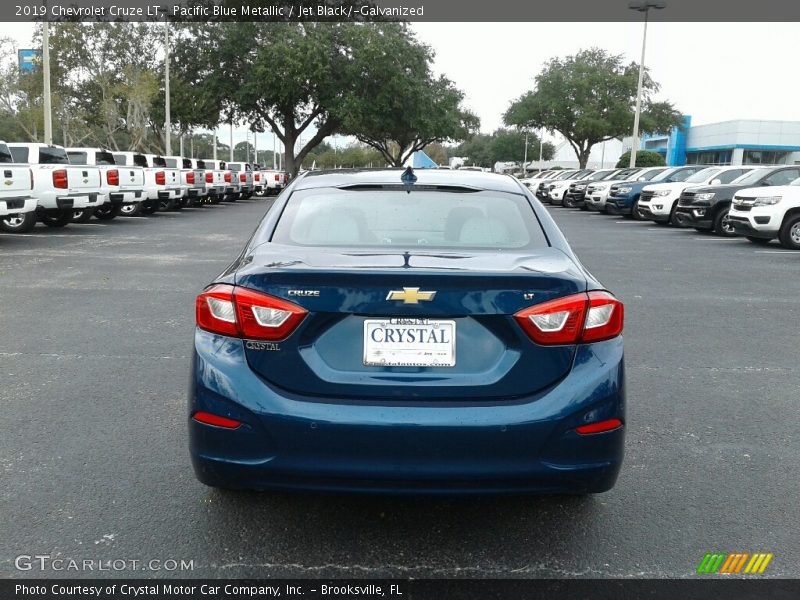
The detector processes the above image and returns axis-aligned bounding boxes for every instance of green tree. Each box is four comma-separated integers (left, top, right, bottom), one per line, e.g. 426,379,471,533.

616,150,665,168
504,48,683,168
338,24,478,166
452,129,554,168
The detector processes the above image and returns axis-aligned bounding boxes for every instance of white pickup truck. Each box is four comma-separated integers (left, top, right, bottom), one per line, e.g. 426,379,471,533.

111,152,156,216
196,159,226,204
251,163,265,195
262,168,286,196
6,143,103,230
0,140,37,233
203,159,240,201
227,161,254,199
146,154,186,210
729,178,800,249
164,156,205,207
67,147,145,221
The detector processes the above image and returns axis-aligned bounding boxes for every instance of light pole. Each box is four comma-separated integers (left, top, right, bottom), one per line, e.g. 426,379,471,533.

42,20,52,145
522,131,529,176
164,20,171,156
538,130,544,173
628,1,665,168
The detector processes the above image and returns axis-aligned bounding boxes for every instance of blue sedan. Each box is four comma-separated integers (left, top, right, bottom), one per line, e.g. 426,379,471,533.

189,168,625,494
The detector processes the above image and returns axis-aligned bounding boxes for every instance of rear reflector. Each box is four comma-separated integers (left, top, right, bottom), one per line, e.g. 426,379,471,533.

576,418,623,435
192,411,242,429
196,284,307,341
514,291,623,345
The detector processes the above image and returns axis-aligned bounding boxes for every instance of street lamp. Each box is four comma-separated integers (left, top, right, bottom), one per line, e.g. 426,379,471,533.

628,1,665,169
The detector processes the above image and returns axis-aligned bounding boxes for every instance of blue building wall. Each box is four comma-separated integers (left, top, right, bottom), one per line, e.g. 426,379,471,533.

665,115,691,166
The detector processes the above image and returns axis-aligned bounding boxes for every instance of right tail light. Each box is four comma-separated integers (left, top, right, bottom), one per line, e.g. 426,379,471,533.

514,291,623,345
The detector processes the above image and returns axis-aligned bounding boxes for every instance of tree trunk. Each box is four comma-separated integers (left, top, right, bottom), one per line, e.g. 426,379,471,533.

282,131,298,178
578,146,592,169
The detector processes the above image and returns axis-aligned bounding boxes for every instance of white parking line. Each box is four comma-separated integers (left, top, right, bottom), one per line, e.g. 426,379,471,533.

691,237,740,241
614,221,643,224
646,228,685,232
754,250,798,254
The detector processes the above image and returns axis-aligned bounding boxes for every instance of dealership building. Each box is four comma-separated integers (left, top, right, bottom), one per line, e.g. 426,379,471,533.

623,116,800,166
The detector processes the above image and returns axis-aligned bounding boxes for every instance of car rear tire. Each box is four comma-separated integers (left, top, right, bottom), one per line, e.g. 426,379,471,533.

0,211,37,233
746,236,771,245
713,207,736,237
71,208,95,223
40,210,73,228
778,214,800,250
94,204,122,220
120,202,143,217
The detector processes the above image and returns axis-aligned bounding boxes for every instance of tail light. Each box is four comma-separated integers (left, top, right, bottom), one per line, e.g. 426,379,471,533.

254,173,260,182
187,172,195,184
52,169,68,189
239,173,246,183
205,172,213,183
155,171,166,185
196,284,307,341
514,291,623,345
275,174,280,181
106,169,119,186
576,418,623,435
224,172,231,183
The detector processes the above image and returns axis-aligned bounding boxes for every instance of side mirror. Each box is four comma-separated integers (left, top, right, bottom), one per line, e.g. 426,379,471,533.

710,179,721,185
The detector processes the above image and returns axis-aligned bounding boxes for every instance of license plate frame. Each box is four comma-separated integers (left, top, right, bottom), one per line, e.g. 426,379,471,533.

363,318,456,368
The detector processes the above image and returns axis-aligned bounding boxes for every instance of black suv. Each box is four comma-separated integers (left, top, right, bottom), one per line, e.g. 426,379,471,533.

675,166,800,236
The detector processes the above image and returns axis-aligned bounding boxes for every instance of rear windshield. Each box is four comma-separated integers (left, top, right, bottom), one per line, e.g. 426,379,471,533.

196,159,206,169
162,158,177,168
272,189,549,250
133,155,148,168
9,147,29,162
0,143,13,163
67,151,87,165
229,163,241,171
96,151,115,166
39,147,69,164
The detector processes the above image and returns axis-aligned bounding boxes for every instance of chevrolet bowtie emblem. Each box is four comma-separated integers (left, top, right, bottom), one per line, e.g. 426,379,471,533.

386,287,436,304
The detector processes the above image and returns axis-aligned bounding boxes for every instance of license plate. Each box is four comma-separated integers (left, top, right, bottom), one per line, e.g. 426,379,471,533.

363,318,456,368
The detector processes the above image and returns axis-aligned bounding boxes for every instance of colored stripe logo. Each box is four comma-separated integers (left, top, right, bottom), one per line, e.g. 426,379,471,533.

697,552,773,574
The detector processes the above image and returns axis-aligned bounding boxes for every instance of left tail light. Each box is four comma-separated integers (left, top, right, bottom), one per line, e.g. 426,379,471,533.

239,173,246,183
254,173,260,181
196,284,307,341
205,172,213,183
106,169,119,186
155,171,166,185
224,172,231,183
187,172,195,184
275,174,280,182
514,291,623,345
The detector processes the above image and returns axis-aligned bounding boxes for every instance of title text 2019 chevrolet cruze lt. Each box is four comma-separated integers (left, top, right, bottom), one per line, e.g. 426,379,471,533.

189,168,625,494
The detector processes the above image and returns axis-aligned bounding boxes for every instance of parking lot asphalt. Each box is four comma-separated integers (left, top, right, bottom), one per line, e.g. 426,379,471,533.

1,198,797,579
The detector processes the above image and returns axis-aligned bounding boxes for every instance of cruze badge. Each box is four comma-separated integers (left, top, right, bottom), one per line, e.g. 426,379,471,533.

386,287,436,304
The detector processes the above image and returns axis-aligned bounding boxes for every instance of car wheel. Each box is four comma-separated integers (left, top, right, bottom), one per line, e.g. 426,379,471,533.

745,236,771,245
40,210,73,228
94,204,122,220
71,208,94,223
778,214,800,250
141,201,159,215
668,205,683,227
120,202,143,217
712,207,736,237
563,195,574,208
0,211,37,233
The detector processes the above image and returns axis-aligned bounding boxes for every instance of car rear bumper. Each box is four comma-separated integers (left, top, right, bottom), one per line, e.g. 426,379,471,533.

189,329,626,495
0,196,36,216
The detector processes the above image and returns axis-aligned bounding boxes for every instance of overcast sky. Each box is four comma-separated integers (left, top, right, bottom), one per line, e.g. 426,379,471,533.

1,21,799,150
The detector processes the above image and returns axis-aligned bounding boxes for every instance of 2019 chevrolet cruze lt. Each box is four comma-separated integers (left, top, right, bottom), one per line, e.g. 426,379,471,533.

189,168,625,494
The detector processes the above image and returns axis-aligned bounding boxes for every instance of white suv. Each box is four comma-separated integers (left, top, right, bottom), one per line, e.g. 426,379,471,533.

638,166,750,226
729,178,800,249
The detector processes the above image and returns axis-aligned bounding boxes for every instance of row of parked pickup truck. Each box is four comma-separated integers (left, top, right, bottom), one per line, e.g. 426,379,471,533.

521,164,800,249
0,142,286,232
